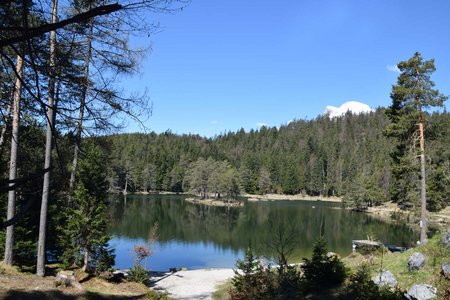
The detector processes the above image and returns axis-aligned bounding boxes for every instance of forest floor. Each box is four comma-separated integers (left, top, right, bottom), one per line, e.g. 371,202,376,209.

0,263,234,300
0,263,150,300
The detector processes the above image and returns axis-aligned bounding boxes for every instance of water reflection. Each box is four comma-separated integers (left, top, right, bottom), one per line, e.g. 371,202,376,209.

109,194,418,270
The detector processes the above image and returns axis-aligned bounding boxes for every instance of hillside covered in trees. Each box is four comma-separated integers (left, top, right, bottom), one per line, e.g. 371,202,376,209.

101,108,450,212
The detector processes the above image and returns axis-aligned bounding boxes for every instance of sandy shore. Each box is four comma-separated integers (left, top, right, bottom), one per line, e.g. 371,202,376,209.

150,268,234,300
244,193,342,202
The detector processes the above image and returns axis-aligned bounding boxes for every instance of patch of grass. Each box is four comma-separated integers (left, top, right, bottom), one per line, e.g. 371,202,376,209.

0,261,21,275
342,231,450,295
212,280,232,300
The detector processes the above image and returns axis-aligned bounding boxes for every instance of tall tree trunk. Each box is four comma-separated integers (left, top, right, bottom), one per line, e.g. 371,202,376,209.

418,104,427,244
3,55,24,266
69,19,93,193
36,0,58,276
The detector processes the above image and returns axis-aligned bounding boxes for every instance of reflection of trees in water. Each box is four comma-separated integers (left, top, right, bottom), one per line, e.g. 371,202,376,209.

108,195,418,260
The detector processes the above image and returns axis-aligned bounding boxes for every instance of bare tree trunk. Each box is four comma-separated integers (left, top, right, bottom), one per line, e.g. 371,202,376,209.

82,247,89,272
418,107,427,244
69,20,93,193
37,0,58,276
3,55,24,266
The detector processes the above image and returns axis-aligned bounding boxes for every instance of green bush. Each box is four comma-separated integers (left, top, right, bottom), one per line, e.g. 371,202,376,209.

302,237,348,289
129,263,149,284
229,247,276,300
338,265,404,300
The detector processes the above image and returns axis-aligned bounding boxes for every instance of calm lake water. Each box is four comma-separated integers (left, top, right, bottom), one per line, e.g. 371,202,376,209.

109,194,418,271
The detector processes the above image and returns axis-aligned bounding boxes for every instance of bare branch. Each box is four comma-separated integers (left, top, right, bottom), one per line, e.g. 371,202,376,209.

0,3,123,48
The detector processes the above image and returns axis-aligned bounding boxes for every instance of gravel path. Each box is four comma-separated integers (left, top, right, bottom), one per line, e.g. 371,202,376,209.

149,268,234,300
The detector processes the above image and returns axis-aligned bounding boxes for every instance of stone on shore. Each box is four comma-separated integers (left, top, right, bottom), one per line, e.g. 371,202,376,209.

442,229,450,250
372,270,397,288
408,252,426,271
441,262,450,279
405,284,437,300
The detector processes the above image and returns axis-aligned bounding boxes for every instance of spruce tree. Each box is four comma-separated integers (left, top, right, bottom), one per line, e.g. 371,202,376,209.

386,52,447,244
60,144,114,273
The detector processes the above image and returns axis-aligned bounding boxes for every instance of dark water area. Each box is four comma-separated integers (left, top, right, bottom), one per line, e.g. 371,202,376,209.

109,194,418,271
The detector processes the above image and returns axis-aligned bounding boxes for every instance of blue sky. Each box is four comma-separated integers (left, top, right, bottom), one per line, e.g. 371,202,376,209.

122,0,450,137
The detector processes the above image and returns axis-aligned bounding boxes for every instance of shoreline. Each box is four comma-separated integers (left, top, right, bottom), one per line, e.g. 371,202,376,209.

243,193,342,202
185,197,244,207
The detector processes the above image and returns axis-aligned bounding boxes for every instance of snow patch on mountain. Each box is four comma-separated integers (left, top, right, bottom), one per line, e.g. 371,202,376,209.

325,101,374,118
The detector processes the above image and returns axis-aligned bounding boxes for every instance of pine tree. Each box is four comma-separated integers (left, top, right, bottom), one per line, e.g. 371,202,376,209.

60,144,114,273
385,52,447,244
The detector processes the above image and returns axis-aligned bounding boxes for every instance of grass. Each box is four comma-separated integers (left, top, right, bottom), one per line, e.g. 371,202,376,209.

342,230,449,297
212,280,232,300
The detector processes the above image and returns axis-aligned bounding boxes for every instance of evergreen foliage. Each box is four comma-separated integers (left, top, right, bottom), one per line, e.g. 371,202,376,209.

59,144,114,273
385,52,448,211
302,237,348,288
101,108,449,211
229,247,276,300
338,265,404,300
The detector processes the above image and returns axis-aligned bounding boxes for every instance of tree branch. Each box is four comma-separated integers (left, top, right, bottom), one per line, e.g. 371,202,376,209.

0,3,123,48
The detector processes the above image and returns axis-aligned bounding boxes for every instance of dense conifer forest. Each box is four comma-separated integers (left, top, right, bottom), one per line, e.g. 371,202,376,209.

101,108,450,212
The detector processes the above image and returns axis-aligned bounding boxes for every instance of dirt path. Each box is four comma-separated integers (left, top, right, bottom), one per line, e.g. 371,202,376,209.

150,269,234,300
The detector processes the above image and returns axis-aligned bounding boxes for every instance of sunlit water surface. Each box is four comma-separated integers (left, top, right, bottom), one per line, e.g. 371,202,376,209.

109,194,417,271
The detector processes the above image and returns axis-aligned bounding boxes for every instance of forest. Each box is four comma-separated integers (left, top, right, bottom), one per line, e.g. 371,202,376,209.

103,108,450,212
0,0,449,290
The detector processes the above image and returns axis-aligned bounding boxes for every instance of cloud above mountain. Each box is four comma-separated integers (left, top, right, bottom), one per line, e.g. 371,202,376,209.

324,101,374,118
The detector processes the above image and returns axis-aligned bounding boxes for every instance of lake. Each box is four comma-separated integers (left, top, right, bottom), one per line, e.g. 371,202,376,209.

109,194,418,271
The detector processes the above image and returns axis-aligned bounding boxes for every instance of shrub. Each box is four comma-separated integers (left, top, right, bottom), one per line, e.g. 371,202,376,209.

338,265,404,300
229,247,276,300
129,263,149,284
302,237,347,289
128,224,158,284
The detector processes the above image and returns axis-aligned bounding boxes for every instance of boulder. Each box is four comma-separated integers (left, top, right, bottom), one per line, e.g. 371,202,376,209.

326,252,339,259
408,252,426,271
405,284,437,300
372,270,397,288
55,271,84,290
442,262,450,279
442,229,450,250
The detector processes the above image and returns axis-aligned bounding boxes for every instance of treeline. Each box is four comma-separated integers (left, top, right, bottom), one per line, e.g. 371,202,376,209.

101,108,450,211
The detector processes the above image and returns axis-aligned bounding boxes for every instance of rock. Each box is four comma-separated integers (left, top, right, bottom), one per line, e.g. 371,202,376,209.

442,229,450,250
442,262,450,279
408,252,426,271
372,270,397,288
55,271,84,290
405,284,437,300
326,252,339,259
113,269,129,278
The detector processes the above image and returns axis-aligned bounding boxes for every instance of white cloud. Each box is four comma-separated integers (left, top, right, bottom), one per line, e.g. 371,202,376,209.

387,64,401,74
257,122,268,128
324,101,374,118
210,120,218,124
